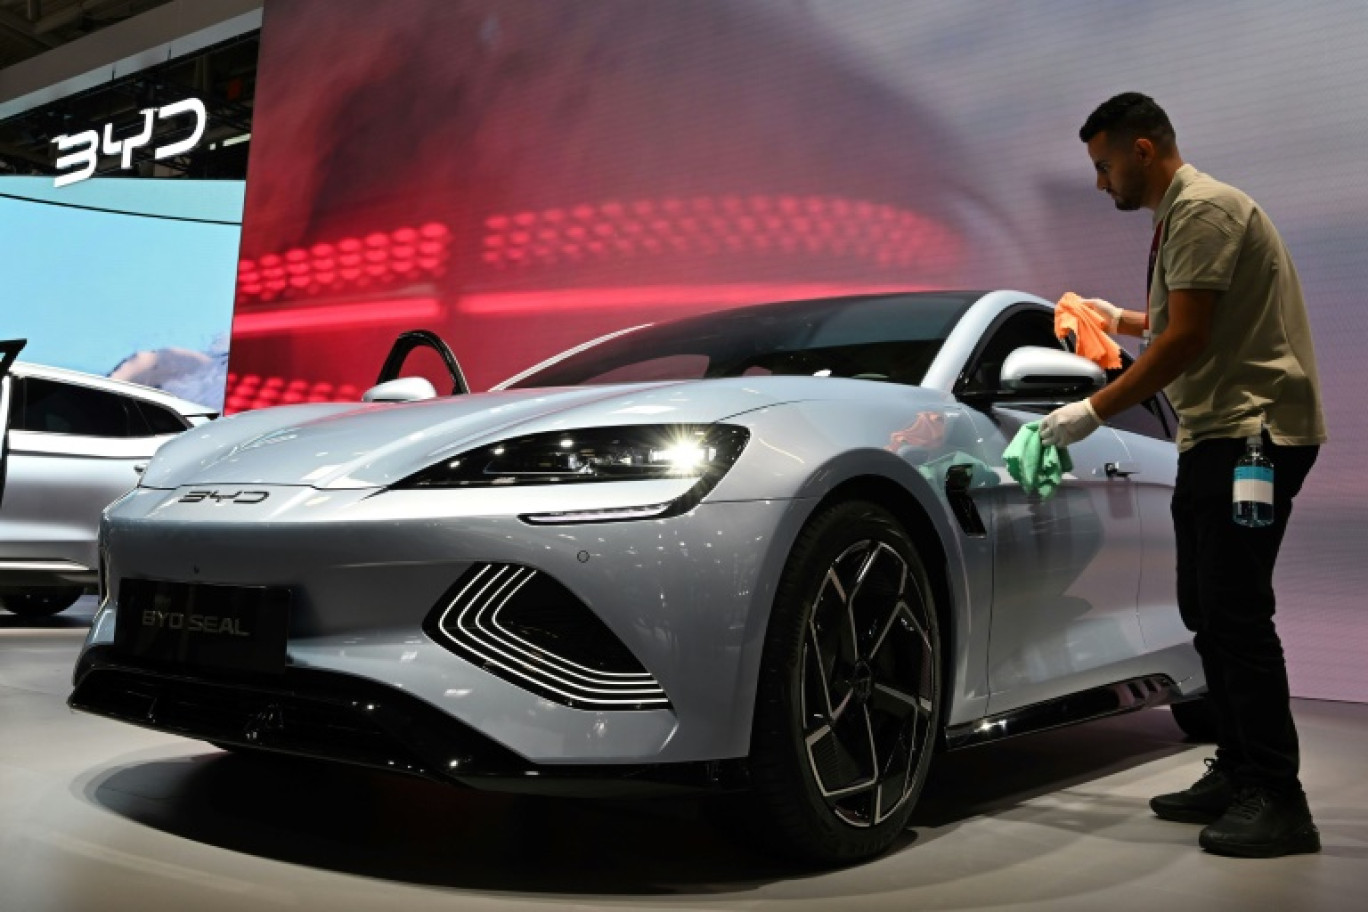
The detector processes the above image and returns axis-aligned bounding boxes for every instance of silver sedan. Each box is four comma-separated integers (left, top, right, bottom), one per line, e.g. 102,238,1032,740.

68,291,1206,865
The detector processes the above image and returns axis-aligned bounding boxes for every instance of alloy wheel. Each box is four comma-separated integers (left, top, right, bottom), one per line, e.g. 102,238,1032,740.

800,538,936,827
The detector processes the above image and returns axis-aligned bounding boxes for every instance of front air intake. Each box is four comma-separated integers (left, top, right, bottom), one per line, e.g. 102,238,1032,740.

423,563,670,711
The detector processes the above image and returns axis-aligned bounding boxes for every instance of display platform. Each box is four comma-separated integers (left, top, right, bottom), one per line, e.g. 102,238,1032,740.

2,597,1364,911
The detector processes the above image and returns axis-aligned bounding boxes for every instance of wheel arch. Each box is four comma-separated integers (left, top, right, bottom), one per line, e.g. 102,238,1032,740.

739,447,978,730
803,474,960,726
741,475,961,862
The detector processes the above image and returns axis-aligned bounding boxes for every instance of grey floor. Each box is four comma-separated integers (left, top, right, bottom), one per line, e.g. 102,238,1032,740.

2,598,1365,912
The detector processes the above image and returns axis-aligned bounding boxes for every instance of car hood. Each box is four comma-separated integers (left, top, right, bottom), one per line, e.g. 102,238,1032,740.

142,378,922,489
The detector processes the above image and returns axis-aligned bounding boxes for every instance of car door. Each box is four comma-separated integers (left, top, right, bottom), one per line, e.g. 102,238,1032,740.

1102,375,1197,684
0,372,188,580
954,306,1148,715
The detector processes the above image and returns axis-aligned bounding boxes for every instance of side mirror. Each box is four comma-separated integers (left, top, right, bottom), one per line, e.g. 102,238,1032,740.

1000,346,1105,395
362,377,438,403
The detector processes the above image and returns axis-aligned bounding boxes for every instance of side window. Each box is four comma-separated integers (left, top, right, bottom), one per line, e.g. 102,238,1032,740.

129,398,190,435
13,377,136,437
958,308,1065,394
1106,399,1173,440
954,307,1176,440
1102,355,1176,441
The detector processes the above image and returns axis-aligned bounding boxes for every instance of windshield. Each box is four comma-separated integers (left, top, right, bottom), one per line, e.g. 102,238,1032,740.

505,292,978,389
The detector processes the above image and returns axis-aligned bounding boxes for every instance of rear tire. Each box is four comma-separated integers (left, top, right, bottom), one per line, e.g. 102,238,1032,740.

748,500,942,866
1,588,83,617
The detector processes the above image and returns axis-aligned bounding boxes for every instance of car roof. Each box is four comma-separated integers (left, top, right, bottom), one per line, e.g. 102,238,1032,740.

10,360,217,417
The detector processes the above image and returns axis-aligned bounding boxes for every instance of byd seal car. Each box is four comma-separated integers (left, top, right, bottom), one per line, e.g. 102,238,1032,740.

68,291,1210,864
0,340,216,617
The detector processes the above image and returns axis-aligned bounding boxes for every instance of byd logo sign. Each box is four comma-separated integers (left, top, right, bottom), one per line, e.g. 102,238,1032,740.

51,97,207,188
179,490,270,505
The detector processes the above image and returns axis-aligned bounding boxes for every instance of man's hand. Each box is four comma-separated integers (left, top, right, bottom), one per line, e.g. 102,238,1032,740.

1079,297,1123,333
1040,398,1101,448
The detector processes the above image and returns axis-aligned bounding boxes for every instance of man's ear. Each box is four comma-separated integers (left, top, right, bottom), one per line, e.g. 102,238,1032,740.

1134,136,1157,164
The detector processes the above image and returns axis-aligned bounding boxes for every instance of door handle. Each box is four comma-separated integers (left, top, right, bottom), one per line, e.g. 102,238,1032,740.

1104,461,1139,478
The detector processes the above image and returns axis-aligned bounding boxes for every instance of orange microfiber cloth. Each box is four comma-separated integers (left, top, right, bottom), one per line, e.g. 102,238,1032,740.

1055,292,1122,370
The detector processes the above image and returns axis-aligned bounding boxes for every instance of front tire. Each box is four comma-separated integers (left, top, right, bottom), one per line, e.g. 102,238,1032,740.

749,500,942,865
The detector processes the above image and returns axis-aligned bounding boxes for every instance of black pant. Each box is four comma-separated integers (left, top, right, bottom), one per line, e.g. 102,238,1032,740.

1172,433,1318,792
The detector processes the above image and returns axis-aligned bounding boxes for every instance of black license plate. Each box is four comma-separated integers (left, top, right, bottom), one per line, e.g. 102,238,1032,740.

114,579,290,674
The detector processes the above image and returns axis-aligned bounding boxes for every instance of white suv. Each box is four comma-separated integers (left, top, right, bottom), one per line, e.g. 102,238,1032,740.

0,340,216,617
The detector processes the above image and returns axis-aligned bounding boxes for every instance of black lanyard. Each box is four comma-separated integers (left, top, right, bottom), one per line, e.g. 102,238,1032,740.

1145,218,1165,330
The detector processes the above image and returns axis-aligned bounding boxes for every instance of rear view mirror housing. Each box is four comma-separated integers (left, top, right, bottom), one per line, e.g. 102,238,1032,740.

958,345,1106,406
1000,346,1106,394
362,377,438,403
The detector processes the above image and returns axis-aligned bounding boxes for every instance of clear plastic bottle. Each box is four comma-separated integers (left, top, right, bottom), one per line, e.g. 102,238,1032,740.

1232,434,1275,528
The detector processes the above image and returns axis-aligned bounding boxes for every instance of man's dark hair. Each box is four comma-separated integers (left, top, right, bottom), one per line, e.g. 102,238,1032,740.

1079,92,1176,150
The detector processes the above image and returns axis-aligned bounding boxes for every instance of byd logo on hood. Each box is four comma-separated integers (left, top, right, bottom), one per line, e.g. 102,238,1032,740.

179,490,270,505
51,98,207,188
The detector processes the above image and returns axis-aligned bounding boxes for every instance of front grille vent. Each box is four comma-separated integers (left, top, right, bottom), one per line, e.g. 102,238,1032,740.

424,563,670,711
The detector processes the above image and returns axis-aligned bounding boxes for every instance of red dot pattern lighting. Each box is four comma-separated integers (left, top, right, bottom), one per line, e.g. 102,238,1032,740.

235,223,452,305
480,196,962,271
224,373,362,413
232,197,960,306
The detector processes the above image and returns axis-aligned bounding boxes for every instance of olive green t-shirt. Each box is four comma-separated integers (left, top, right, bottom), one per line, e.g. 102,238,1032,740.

1149,164,1327,451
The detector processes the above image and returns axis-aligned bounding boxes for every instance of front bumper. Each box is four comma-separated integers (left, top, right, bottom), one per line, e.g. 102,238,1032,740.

69,646,748,796
70,645,755,793
78,485,810,765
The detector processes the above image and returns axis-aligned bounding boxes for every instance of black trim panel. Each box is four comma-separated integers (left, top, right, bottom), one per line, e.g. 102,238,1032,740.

943,674,1179,750
943,462,987,536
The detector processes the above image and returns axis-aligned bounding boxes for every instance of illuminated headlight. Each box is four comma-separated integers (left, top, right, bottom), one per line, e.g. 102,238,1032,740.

395,424,749,489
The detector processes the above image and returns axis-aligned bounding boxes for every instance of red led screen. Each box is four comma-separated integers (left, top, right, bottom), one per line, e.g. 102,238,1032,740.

227,0,1010,402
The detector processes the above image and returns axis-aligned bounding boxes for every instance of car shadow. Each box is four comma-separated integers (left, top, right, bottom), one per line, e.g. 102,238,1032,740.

78,708,1195,894
0,595,96,629
0,611,92,630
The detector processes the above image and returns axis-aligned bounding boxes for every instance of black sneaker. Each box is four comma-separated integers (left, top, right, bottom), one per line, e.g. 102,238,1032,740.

1199,787,1321,858
1150,758,1235,824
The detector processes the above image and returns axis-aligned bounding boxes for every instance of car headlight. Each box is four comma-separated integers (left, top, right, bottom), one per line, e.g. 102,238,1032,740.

396,424,749,489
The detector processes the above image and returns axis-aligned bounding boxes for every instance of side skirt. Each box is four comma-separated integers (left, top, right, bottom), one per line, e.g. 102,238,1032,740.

943,674,1179,751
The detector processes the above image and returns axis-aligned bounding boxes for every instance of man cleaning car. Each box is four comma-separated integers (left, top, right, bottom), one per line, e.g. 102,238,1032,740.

1040,91,1327,858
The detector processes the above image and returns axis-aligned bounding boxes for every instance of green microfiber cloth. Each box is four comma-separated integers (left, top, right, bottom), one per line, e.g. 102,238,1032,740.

1004,422,1073,499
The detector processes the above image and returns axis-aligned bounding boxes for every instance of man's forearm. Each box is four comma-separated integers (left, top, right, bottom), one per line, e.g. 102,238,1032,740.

1115,309,1148,337
1092,287,1217,418
1090,330,1202,419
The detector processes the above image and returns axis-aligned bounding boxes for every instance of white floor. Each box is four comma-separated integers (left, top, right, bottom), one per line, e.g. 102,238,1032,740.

3,598,1366,912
